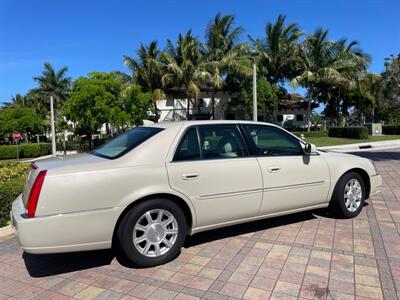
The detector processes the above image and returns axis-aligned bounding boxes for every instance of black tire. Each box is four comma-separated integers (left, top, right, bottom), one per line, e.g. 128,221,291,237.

329,172,366,218
116,198,187,267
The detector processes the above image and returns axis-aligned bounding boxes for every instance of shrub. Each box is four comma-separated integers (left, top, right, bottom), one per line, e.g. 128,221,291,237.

382,125,400,135
0,163,29,226
328,126,369,139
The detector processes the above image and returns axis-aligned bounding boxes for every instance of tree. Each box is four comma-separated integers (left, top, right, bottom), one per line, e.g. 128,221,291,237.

346,73,381,124
0,106,44,141
291,29,369,126
161,30,213,119
251,15,302,85
63,72,152,147
124,41,165,121
29,62,71,118
229,78,279,116
203,13,252,118
377,54,400,123
2,94,27,108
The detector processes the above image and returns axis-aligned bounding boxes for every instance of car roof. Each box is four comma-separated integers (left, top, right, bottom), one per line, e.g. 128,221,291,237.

147,120,278,129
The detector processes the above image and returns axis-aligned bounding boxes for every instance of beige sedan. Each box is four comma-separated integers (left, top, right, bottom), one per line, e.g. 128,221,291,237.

11,121,382,267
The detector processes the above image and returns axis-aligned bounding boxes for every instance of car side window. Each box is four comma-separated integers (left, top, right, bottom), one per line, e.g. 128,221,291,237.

243,125,303,156
197,125,247,159
173,127,201,161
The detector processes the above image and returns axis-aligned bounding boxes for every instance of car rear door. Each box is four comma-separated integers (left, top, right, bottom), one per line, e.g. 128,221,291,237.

166,124,263,228
241,124,330,215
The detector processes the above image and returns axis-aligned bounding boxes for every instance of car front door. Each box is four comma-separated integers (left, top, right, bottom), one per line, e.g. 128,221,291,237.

167,124,263,228
242,124,330,215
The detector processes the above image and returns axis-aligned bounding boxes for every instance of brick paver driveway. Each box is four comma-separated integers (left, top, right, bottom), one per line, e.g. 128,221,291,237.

1,149,400,300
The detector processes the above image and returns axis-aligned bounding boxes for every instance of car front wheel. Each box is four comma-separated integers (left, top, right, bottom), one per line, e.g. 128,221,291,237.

116,198,187,267
330,172,366,218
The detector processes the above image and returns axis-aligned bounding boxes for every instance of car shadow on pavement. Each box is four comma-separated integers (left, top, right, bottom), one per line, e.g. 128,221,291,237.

184,209,319,248
350,150,400,161
23,249,114,277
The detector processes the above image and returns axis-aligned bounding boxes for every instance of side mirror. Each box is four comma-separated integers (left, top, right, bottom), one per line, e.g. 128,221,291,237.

304,143,317,155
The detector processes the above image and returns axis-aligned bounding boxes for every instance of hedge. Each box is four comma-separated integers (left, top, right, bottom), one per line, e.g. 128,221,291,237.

382,125,400,135
0,140,108,160
328,126,369,139
0,163,29,226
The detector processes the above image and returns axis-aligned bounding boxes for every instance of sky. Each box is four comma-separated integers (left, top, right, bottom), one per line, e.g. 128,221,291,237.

1,0,400,105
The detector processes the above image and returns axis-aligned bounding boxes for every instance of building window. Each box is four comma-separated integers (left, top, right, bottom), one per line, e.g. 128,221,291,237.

276,115,283,122
296,114,304,121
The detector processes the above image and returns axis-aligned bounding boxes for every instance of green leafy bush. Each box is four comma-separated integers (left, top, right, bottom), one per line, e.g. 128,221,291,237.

328,126,369,139
382,125,400,135
0,163,29,226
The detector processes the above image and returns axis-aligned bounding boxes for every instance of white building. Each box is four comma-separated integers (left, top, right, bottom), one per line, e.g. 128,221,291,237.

156,91,313,130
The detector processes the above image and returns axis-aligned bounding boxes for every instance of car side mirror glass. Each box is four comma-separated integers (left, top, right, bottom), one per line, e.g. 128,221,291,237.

304,143,317,155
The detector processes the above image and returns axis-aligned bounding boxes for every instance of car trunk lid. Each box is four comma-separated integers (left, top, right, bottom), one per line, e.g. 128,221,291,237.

22,153,105,208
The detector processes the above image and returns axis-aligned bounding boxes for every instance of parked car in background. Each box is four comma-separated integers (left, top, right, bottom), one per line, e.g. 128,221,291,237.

11,121,382,267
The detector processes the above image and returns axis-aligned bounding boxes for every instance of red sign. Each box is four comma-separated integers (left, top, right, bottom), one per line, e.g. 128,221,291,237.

12,131,22,142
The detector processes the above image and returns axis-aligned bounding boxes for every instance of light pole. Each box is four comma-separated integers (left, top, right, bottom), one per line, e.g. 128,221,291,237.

50,95,56,156
252,62,257,122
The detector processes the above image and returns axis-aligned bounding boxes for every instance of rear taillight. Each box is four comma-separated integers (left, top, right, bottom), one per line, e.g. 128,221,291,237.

26,170,47,218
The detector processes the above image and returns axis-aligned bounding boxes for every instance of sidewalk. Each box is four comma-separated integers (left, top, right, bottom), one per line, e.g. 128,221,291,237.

318,139,400,152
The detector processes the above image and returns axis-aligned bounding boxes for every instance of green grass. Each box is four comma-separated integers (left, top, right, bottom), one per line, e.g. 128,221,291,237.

305,135,400,147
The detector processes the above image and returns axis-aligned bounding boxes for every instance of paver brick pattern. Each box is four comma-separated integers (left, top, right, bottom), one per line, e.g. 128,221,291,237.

0,149,400,299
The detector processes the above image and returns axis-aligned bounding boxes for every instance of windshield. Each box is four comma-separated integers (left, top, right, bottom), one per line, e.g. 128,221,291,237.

91,127,163,159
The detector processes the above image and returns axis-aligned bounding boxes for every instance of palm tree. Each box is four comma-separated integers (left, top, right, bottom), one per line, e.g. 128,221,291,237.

251,15,302,85
30,62,71,115
30,62,71,149
3,94,27,108
291,29,369,128
203,13,251,118
124,41,165,122
161,30,213,119
347,72,381,125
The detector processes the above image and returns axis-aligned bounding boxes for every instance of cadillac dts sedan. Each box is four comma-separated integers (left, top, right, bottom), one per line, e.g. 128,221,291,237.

11,121,382,267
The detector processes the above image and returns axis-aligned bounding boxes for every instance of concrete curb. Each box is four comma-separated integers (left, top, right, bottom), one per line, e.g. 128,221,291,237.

318,139,400,153
0,225,14,241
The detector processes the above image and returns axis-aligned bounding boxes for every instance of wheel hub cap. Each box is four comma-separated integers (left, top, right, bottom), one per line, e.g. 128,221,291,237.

133,209,178,258
344,179,362,212
147,224,164,243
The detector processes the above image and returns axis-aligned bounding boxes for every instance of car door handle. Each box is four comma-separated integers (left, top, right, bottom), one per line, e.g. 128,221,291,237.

182,173,199,180
267,166,281,173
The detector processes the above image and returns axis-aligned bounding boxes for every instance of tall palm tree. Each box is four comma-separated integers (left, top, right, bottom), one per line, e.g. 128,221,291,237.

291,29,369,127
251,15,303,85
203,13,251,118
30,62,71,115
161,30,213,119
29,62,71,147
124,41,165,121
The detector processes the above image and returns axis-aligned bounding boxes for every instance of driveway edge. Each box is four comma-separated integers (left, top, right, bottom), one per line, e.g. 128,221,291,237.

318,139,400,152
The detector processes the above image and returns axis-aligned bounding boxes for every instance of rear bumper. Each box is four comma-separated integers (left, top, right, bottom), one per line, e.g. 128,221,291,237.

11,194,124,254
369,174,382,196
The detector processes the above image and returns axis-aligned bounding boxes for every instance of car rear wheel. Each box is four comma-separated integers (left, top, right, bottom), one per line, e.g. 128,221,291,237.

330,172,366,218
116,198,187,267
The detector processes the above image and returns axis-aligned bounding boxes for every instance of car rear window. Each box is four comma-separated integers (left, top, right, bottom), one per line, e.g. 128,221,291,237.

91,127,163,159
